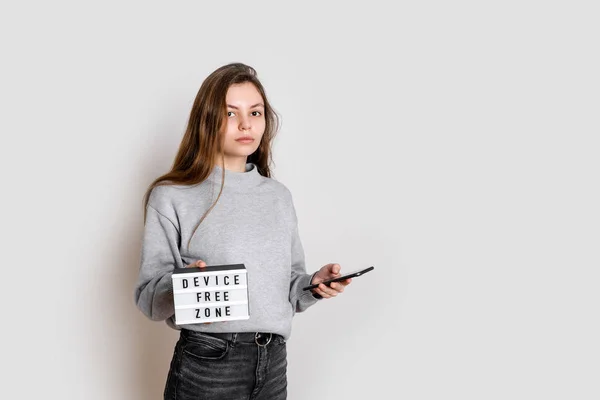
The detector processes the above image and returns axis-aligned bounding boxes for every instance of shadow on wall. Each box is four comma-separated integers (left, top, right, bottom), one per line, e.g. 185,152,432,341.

115,116,184,400
120,217,179,400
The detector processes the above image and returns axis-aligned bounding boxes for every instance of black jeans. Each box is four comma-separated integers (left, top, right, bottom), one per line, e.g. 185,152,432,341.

164,329,288,400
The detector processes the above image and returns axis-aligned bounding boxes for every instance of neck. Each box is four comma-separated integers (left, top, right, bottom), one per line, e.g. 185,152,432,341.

214,156,248,172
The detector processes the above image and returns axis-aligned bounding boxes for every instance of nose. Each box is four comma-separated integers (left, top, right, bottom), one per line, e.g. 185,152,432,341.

239,115,252,131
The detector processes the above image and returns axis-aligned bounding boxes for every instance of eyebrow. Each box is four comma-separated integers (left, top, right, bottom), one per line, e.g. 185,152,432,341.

226,103,264,109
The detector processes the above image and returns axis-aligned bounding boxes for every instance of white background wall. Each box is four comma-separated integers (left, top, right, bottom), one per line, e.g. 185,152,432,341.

2,1,598,399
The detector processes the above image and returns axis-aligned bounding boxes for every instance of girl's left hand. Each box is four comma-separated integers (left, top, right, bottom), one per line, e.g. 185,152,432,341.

310,263,352,299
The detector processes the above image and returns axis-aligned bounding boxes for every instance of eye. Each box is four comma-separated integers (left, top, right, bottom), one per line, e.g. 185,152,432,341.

252,111,262,117
227,111,235,117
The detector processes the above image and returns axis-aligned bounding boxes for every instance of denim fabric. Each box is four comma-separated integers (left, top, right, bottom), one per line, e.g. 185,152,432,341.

164,329,287,400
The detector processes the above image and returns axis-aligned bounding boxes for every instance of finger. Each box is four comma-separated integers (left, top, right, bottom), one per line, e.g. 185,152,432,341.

314,287,332,299
331,263,341,275
322,263,338,274
330,282,344,293
195,260,207,268
318,283,338,297
313,284,333,299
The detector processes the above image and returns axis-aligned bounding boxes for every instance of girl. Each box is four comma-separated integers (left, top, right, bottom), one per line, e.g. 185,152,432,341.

134,62,352,400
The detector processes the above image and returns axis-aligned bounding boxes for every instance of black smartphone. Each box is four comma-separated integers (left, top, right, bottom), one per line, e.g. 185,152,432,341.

302,266,375,291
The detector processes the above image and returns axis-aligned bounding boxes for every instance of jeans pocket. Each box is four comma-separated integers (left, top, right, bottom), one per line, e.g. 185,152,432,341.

183,333,230,361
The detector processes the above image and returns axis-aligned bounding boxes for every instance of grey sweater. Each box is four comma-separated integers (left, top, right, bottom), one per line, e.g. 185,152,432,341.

134,162,320,340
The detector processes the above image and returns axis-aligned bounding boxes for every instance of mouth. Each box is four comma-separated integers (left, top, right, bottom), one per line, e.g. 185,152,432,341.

235,136,255,143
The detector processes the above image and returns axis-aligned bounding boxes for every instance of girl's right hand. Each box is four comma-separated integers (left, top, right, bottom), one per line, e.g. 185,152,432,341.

184,259,212,324
186,260,207,268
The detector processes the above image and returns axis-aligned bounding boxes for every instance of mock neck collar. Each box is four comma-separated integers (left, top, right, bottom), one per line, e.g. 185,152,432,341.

207,162,263,190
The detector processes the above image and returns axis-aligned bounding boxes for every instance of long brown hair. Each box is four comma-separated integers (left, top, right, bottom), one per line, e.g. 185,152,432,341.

142,62,280,250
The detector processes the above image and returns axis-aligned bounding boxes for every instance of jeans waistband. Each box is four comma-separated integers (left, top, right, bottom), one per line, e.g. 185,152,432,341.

182,329,284,346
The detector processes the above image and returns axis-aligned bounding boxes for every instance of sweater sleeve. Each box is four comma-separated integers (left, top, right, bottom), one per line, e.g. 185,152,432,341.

289,200,322,313
134,204,185,321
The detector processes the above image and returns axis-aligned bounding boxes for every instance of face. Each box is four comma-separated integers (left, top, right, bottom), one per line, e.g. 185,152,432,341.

218,82,266,168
